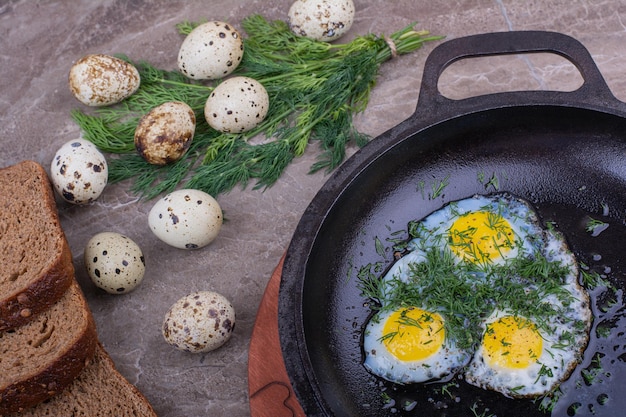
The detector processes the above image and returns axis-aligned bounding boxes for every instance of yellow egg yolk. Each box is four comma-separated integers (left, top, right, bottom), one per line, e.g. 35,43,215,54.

382,307,445,361
448,210,515,264
483,315,543,369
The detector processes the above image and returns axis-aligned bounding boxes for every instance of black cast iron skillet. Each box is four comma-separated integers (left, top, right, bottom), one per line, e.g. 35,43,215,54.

279,31,626,417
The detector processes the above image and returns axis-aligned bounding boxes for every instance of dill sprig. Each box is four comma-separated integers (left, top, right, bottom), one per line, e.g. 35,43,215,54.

71,14,443,198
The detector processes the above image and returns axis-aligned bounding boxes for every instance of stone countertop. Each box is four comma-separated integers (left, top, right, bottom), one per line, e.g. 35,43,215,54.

2,1,626,416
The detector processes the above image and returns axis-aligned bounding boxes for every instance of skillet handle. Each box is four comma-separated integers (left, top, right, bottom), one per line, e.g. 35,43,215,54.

414,31,622,120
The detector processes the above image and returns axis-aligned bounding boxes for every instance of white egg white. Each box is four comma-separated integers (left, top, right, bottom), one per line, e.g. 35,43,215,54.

465,299,590,398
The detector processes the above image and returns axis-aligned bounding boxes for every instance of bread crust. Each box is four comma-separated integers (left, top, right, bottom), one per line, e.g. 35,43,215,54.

6,343,158,417
0,240,74,331
0,161,74,331
0,282,98,414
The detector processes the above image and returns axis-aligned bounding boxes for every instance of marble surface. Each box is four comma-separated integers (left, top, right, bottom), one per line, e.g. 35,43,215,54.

2,1,626,416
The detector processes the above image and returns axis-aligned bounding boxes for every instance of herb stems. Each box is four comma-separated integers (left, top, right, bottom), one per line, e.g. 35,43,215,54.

72,14,443,199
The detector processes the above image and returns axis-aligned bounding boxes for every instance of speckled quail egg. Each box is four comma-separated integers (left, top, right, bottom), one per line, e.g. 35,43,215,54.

162,291,236,353
84,232,146,294
178,21,244,80
50,139,108,204
288,0,356,42
134,101,196,165
69,54,140,106
148,189,223,250
204,76,269,133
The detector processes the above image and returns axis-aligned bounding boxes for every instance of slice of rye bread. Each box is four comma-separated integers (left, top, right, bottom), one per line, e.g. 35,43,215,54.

0,280,97,415
0,160,74,331
9,342,158,417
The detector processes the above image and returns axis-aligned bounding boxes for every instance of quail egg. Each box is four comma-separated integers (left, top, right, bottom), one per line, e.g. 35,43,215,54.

50,139,108,204
204,76,269,133
148,189,223,250
162,291,236,353
84,232,146,294
134,101,196,165
178,21,244,80
69,54,140,106
288,0,356,42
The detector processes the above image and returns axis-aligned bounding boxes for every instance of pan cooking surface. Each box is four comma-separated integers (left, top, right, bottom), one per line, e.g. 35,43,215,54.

280,105,626,417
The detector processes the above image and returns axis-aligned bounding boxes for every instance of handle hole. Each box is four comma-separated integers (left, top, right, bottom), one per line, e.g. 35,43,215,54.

437,52,584,100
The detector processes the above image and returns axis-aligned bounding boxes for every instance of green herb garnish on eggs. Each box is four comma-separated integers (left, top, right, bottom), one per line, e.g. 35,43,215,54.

359,193,593,401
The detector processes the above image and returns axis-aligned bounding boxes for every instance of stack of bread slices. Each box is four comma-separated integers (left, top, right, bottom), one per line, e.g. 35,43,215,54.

0,160,157,416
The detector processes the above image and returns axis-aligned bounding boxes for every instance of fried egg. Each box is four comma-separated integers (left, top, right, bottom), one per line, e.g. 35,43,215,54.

376,194,544,306
360,192,592,398
465,304,590,397
363,306,471,384
415,194,543,267
464,227,592,398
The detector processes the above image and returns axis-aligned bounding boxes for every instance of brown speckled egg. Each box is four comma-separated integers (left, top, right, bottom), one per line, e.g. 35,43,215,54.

288,0,355,42
50,139,108,204
204,76,269,133
178,21,244,80
134,101,196,165
84,232,146,294
69,54,140,106
162,291,236,353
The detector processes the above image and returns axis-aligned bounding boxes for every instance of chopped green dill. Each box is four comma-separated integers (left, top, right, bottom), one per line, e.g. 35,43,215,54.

387,229,410,251
597,393,609,406
567,402,582,415
586,216,609,236
380,391,392,404
373,262,385,274
552,330,575,349
407,220,424,240
581,353,608,385
374,236,386,258
599,295,619,313
595,322,612,339
360,216,579,350
536,388,562,413
430,175,450,199
535,362,554,383
470,403,495,417
581,267,605,288
357,263,386,302
439,381,459,399
379,330,399,343
477,171,500,191
486,173,500,191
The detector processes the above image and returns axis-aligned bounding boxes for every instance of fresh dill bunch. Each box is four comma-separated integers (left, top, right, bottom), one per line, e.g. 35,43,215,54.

72,14,443,198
